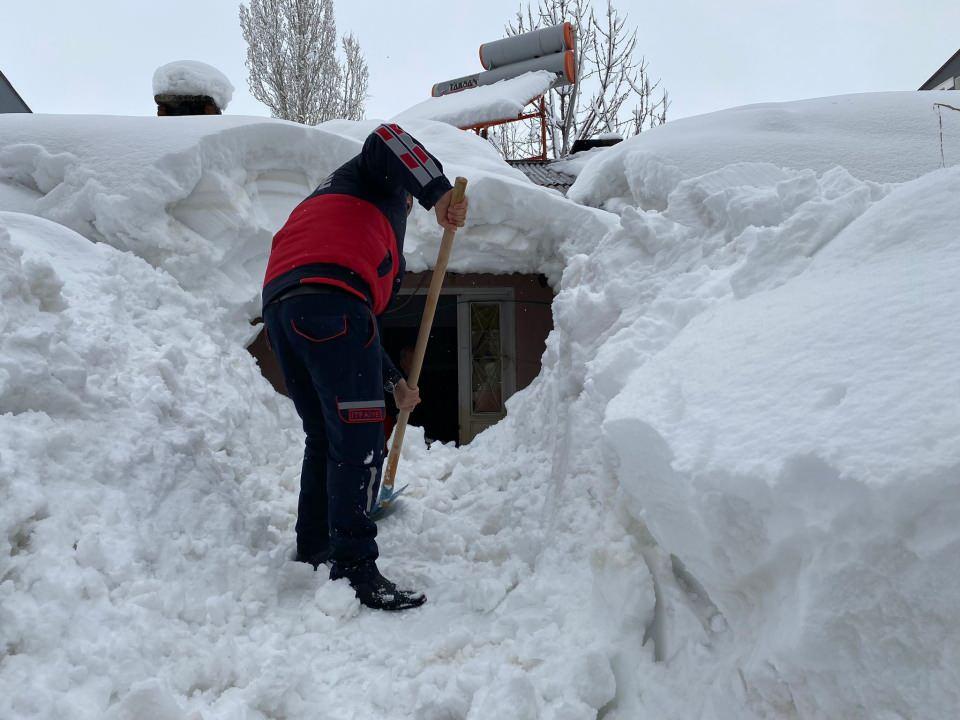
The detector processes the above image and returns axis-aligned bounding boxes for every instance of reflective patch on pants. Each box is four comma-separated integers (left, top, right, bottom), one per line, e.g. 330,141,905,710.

337,398,386,424
366,466,378,514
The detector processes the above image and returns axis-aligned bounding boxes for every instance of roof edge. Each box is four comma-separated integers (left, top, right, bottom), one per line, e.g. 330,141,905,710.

919,48,960,91
0,70,32,112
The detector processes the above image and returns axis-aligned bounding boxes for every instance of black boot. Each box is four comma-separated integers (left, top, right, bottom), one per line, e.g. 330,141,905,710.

330,562,426,611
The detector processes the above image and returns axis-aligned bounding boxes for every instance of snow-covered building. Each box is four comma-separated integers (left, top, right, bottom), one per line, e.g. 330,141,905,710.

250,115,565,446
389,76,561,444
920,48,960,90
0,70,30,113
260,72,583,447
364,73,581,443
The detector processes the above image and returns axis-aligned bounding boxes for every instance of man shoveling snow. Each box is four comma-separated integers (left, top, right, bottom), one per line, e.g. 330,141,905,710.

262,124,467,611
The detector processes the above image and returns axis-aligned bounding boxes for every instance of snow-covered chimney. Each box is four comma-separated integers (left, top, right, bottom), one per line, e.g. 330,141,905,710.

153,60,234,116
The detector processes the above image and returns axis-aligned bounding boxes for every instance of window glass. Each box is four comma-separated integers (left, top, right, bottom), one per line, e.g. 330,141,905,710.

470,303,503,413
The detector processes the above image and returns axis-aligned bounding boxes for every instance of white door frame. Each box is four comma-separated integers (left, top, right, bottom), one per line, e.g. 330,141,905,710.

455,288,516,445
395,285,516,444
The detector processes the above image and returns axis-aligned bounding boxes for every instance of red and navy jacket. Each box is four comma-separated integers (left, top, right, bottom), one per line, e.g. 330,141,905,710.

263,124,452,316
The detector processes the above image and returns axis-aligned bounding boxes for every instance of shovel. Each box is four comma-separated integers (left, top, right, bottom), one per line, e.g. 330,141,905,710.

373,176,468,518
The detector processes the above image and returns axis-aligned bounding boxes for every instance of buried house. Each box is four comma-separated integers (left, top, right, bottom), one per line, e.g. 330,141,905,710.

261,24,588,445
0,57,609,448
253,27,590,445
249,115,576,446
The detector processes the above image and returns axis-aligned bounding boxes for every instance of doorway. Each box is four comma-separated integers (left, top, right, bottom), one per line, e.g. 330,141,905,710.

380,294,460,444
247,273,552,447
379,288,517,445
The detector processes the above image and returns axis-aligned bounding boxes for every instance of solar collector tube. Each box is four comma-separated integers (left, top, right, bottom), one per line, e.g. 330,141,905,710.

478,22,574,70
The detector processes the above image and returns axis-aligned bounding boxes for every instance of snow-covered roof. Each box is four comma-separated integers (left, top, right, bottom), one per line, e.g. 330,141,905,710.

393,71,554,128
919,47,960,90
508,160,575,193
569,91,960,210
321,118,613,279
0,115,356,335
152,60,234,110
0,113,613,334
0,70,31,113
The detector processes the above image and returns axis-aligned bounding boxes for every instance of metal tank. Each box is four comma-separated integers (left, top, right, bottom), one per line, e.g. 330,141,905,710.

478,22,574,70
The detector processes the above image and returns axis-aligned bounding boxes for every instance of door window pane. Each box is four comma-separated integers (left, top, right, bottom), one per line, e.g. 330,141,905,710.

470,303,503,413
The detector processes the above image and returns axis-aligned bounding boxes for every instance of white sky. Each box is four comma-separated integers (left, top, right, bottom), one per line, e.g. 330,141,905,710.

2,0,958,122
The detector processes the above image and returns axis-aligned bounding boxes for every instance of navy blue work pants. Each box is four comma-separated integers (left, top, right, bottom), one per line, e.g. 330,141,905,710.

263,292,385,566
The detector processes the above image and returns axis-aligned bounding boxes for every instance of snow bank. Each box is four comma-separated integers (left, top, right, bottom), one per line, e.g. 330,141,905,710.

0,114,356,340
0,113,610,335
0,210,306,719
0,205,617,719
570,91,960,210
456,93,960,717
394,70,554,128
595,166,960,717
153,60,235,110
322,117,615,279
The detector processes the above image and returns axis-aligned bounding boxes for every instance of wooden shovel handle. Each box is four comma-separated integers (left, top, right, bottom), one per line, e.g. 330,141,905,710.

382,177,468,498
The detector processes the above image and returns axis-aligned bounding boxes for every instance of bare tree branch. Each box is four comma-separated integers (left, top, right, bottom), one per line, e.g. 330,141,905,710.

489,0,668,159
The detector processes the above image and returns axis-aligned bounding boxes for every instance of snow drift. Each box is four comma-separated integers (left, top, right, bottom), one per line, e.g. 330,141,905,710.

2,91,959,719
0,209,307,719
0,115,349,341
589,164,960,717
569,91,960,210
0,113,610,338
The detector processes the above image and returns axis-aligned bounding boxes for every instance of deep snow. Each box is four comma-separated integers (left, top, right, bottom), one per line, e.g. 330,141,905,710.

567,91,960,210
0,114,611,340
1,91,959,719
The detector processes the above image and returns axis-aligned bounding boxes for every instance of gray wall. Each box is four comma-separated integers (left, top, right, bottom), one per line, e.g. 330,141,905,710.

0,72,31,113
920,50,960,90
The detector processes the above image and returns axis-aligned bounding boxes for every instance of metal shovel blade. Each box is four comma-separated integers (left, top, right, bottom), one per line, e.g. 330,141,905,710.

371,484,409,520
